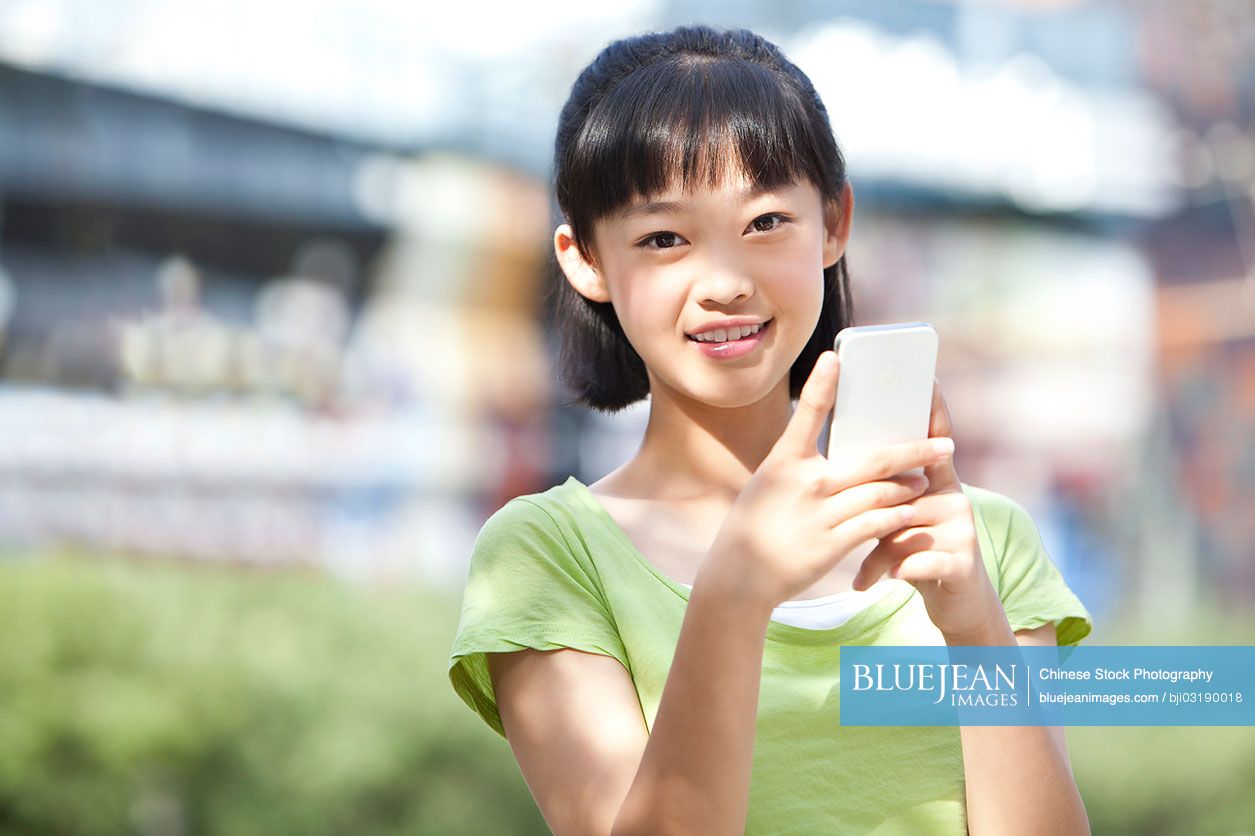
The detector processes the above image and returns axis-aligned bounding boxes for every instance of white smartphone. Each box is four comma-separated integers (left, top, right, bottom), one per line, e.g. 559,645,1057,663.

825,322,939,480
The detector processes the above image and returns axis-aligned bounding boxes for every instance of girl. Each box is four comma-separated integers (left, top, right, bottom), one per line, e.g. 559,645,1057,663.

449,24,1092,836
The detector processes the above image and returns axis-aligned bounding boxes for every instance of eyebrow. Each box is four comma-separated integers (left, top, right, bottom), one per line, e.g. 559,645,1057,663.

618,185,782,220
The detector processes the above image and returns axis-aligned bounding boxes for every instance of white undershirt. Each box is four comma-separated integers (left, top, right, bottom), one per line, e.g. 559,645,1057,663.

675,580,895,630
674,540,893,630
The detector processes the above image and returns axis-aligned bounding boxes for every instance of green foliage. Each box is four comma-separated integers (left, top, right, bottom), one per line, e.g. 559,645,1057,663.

0,554,547,836
2,554,1253,835
1067,608,1255,836
1070,725,1255,836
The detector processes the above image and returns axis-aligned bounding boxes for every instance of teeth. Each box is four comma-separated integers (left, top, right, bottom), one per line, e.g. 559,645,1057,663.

692,323,764,342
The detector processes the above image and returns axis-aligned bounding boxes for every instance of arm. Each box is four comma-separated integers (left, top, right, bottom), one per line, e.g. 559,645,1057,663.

488,568,774,836
487,648,647,836
948,619,1091,836
486,354,938,835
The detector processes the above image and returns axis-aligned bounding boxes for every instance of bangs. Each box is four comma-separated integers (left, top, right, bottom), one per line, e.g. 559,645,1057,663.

549,25,855,413
558,55,838,247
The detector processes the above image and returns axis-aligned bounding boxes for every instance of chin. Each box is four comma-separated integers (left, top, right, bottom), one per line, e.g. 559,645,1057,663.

684,374,787,410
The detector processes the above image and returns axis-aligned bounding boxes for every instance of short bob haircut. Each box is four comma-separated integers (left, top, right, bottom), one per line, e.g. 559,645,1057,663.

548,24,855,414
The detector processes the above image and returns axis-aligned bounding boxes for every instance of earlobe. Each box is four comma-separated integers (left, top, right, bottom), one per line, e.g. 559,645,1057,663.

822,181,855,270
554,223,611,304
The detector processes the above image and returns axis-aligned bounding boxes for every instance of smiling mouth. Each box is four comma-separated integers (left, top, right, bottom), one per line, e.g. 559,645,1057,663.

686,319,772,343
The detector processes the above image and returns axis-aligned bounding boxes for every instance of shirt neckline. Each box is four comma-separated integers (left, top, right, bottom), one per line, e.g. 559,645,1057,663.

560,475,917,647
674,579,888,608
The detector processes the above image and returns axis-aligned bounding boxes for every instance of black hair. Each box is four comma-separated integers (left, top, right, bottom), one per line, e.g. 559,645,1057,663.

548,24,855,413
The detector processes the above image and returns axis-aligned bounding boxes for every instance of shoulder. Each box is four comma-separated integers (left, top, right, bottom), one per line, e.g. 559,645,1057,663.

957,481,1045,585
476,479,599,544
960,482,1041,552
960,482,1032,530
469,480,600,576
959,483,1093,645
478,479,583,539
478,493,559,538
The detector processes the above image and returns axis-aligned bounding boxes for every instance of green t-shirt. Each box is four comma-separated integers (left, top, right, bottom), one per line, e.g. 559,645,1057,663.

448,476,1092,835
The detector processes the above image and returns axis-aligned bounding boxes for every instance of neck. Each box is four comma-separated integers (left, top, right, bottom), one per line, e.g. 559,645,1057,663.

627,373,798,504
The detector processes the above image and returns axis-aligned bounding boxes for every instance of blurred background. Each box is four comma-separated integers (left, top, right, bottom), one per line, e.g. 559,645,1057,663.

0,0,1252,833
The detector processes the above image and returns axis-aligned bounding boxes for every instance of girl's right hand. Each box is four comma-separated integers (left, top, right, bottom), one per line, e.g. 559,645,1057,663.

697,349,953,612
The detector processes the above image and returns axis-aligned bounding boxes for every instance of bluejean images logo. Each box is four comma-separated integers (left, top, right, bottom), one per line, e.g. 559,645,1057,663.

851,660,1020,707
839,646,1255,727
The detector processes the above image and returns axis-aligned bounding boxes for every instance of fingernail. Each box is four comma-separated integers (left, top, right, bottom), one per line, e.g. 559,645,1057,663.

931,437,954,456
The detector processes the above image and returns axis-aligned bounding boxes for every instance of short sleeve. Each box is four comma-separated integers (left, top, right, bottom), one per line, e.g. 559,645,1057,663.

447,497,630,738
967,485,1093,647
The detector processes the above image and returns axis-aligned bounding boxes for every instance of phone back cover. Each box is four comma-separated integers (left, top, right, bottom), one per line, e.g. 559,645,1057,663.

826,323,939,476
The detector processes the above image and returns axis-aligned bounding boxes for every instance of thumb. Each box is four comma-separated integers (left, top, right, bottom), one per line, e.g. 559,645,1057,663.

773,350,838,460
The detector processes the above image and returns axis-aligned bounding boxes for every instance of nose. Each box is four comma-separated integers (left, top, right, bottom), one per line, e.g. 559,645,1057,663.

692,250,755,306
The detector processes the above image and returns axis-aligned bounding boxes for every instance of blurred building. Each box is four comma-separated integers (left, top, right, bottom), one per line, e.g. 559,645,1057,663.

0,1,1251,625
0,65,550,585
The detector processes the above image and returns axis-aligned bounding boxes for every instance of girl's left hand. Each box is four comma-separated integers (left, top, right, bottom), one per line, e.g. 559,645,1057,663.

850,380,1008,643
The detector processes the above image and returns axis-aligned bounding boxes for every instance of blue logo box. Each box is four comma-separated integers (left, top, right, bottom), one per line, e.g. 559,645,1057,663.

838,646,1255,726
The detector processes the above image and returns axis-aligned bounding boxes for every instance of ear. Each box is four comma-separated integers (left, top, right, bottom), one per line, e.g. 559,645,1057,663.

554,223,611,304
821,180,855,270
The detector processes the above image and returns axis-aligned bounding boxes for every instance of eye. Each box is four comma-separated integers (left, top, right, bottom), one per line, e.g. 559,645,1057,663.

637,231,688,250
748,213,789,234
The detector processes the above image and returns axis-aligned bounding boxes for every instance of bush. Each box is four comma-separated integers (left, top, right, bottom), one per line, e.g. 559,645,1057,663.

3,553,1252,835
1066,608,1255,836
0,554,547,836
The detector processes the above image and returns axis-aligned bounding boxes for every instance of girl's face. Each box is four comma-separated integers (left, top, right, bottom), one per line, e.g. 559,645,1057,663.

555,169,853,409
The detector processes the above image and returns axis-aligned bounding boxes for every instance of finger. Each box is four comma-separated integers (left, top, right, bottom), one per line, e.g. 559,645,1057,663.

829,503,918,555
928,379,952,438
890,550,965,585
925,381,959,487
830,435,953,492
774,350,838,459
819,473,928,521
850,525,935,590
869,488,950,528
